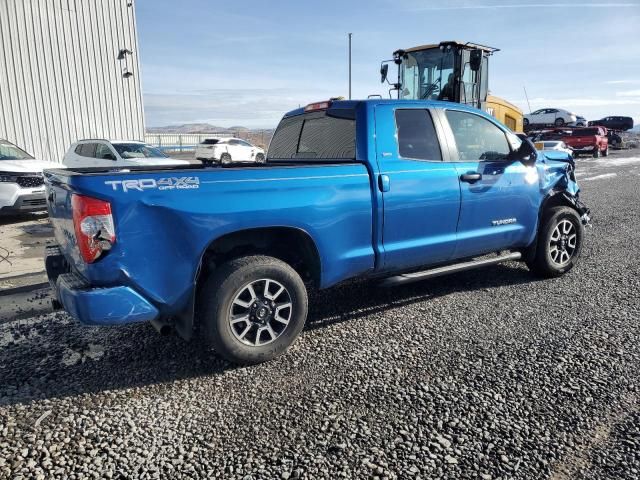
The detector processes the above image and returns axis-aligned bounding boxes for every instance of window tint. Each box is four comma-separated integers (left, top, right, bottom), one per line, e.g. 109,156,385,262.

238,140,252,147
78,143,97,158
201,139,220,145
228,139,240,145
446,110,511,161
95,144,115,159
395,109,442,161
268,109,356,161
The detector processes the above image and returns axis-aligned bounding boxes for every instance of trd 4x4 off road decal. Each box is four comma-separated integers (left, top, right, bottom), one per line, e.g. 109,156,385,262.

105,177,200,192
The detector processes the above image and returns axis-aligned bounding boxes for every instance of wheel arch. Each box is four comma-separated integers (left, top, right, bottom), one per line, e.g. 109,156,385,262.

522,189,589,262
173,226,322,341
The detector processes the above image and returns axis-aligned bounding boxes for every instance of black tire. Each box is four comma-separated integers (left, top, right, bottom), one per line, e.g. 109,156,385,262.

602,145,609,157
593,147,600,158
523,118,529,127
255,153,265,163
220,153,232,165
199,255,308,364
555,118,565,126
526,206,584,278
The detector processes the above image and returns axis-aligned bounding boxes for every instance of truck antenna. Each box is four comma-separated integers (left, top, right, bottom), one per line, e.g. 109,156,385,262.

523,86,532,113
348,33,353,100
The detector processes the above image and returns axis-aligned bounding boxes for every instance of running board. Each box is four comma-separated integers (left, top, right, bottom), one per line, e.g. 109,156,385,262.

380,251,522,287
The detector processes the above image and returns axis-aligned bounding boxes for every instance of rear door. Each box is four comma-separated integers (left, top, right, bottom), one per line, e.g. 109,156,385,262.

439,108,539,259
375,105,461,272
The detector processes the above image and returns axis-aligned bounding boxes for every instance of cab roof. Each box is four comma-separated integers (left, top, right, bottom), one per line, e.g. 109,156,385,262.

283,98,487,119
402,41,499,54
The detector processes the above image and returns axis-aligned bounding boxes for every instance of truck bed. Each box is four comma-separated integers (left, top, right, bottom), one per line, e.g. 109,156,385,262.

44,161,377,322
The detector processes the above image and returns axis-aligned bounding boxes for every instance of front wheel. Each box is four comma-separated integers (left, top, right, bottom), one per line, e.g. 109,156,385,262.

602,145,609,157
555,118,565,126
199,256,308,364
255,153,265,163
593,147,601,158
526,206,584,278
220,153,232,165
523,118,530,127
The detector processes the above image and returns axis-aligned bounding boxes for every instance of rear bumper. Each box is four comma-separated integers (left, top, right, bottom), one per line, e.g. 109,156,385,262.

45,246,158,326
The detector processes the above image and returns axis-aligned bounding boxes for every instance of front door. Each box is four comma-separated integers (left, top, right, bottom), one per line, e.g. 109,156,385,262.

440,109,539,259
375,105,461,272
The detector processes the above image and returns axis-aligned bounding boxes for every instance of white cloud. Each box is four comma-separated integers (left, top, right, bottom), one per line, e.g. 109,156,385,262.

616,89,640,97
143,88,338,128
605,80,640,85
409,2,639,9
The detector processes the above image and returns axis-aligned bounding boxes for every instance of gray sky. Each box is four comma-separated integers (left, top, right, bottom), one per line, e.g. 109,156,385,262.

137,0,640,128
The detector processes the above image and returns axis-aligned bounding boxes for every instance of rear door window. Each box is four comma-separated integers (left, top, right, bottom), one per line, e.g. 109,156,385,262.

268,108,356,161
95,144,115,160
395,109,442,161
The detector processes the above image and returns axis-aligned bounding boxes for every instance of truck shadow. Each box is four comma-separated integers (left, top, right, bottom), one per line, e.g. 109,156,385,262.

0,263,539,407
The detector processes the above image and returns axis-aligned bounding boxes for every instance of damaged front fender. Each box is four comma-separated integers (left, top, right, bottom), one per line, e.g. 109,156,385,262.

537,150,591,226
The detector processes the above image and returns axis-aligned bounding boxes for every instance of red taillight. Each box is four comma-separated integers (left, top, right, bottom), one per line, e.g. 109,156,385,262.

71,194,116,263
304,101,331,112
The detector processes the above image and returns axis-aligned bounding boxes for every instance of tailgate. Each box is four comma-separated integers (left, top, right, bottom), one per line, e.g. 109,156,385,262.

567,136,595,147
44,169,79,265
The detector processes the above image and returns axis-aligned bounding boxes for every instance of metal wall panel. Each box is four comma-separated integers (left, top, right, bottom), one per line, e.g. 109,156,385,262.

0,0,144,162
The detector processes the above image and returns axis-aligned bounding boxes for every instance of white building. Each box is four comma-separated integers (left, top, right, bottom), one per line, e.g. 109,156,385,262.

0,0,145,162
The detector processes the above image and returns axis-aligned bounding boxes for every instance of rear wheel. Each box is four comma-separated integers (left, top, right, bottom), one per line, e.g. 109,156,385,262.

526,206,584,278
255,153,265,163
199,255,308,364
523,118,530,127
220,153,232,165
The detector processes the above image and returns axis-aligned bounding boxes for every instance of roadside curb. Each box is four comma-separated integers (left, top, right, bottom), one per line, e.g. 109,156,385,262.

0,272,49,297
0,280,50,297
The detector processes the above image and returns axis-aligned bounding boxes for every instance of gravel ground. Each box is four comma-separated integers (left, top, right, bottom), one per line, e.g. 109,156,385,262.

1,152,639,479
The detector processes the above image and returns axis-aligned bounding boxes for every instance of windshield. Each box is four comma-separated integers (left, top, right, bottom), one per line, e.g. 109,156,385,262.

400,47,455,101
112,143,168,159
0,141,34,160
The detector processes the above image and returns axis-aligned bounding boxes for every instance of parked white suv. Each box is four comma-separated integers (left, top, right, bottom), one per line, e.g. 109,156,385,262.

63,140,190,168
195,138,265,164
0,140,60,215
524,108,577,128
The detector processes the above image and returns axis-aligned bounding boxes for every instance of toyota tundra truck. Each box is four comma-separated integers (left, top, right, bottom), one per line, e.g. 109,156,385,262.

44,99,590,364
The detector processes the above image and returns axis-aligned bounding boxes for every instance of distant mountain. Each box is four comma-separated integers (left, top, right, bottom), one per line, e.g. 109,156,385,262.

146,123,271,134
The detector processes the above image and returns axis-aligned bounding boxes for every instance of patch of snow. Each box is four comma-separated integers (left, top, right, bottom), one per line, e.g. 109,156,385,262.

580,173,618,182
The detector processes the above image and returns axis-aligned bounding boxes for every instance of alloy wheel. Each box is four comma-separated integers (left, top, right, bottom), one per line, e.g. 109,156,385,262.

228,279,293,347
549,219,577,266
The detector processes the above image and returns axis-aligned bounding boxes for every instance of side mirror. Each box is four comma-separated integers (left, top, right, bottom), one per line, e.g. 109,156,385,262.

380,64,389,84
470,49,483,71
512,137,538,165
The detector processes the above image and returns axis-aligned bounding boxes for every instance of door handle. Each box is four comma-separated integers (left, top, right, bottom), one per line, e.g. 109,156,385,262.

460,172,482,183
378,174,390,192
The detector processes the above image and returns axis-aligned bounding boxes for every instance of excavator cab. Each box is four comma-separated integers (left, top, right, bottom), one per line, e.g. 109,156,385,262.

381,41,494,109
380,41,522,131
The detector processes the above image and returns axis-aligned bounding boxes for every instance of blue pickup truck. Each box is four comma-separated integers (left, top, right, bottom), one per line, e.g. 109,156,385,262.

44,99,590,364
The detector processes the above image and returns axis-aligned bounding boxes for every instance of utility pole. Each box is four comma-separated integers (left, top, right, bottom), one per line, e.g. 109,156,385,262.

348,33,352,100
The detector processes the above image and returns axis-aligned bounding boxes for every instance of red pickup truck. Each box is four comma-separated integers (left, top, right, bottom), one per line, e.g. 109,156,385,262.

562,127,609,158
